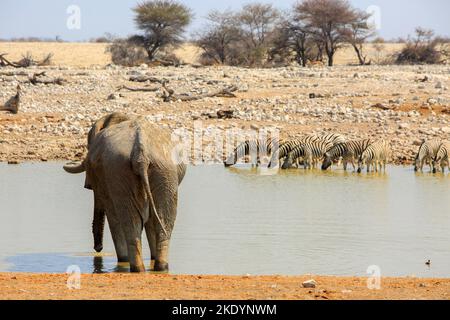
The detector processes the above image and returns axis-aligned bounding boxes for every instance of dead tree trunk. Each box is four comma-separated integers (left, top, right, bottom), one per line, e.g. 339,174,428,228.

161,83,238,102
28,72,66,85
0,54,21,68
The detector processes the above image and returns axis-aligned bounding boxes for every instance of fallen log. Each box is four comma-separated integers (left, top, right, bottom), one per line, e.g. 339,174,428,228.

0,70,29,77
371,103,394,111
117,85,159,92
28,72,66,85
129,75,166,84
0,54,21,68
162,83,238,102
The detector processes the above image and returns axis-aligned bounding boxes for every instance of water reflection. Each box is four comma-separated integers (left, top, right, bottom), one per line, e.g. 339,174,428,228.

0,163,449,277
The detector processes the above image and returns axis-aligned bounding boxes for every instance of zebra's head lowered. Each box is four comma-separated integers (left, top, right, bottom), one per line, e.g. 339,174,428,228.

357,154,367,173
322,153,333,171
281,154,294,170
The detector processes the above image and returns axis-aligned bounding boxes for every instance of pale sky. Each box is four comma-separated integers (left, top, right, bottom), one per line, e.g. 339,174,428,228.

1,0,449,41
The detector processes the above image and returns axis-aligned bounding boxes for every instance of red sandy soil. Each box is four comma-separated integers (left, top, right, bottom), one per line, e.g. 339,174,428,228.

0,273,448,300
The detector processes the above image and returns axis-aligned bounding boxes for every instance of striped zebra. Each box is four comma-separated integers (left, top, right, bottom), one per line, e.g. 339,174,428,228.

414,140,442,172
322,139,374,171
269,133,346,168
357,139,390,173
282,140,334,170
432,142,449,173
224,137,280,167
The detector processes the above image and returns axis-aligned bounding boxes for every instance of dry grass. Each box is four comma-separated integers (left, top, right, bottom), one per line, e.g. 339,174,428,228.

0,42,405,67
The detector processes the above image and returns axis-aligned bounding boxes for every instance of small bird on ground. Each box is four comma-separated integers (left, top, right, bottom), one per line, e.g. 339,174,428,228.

425,260,431,266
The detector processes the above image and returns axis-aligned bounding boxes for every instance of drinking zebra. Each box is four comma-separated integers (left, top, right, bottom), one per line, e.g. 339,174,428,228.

357,139,390,173
269,133,346,168
224,137,280,167
322,139,374,171
432,142,449,173
414,140,442,172
282,140,334,170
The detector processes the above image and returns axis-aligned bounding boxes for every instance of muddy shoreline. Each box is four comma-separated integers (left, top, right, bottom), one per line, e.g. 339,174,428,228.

0,273,448,300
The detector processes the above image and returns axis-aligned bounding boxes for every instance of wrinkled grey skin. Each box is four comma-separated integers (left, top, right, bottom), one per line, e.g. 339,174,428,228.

64,114,186,272
64,113,133,253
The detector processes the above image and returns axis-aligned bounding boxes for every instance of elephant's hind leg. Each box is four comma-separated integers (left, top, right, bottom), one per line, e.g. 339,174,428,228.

145,220,157,270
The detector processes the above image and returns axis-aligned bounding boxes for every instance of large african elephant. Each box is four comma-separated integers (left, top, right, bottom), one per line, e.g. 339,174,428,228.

64,114,186,272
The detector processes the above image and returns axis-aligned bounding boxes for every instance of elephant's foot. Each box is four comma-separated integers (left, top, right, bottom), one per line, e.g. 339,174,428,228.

154,260,169,272
130,264,146,273
117,256,129,263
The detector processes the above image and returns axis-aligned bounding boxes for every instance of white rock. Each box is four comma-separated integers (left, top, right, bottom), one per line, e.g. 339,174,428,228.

302,279,317,288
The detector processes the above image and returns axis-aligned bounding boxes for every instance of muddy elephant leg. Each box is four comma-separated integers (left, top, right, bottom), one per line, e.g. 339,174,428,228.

125,232,146,273
154,234,170,272
145,221,157,269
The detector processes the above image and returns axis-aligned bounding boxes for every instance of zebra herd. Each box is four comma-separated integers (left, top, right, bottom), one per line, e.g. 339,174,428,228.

224,134,449,174
415,140,450,173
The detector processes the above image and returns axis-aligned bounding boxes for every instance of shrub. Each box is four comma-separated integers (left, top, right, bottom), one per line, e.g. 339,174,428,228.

107,39,148,66
395,28,443,65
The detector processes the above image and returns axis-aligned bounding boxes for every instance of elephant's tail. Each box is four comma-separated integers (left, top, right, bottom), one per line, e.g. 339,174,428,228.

139,164,169,238
132,127,168,238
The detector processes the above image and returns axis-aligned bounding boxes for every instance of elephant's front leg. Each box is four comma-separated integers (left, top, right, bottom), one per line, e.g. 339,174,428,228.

108,217,129,263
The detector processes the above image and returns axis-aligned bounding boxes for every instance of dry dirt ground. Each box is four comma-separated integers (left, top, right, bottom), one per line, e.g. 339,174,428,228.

0,43,449,300
0,43,448,164
0,273,449,300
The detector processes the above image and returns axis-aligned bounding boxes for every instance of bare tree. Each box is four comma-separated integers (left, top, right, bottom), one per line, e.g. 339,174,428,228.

133,0,193,61
195,10,240,64
294,0,356,66
344,10,375,65
237,3,280,65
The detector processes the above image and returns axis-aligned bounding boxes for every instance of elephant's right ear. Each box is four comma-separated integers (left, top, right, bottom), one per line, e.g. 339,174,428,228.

63,161,86,174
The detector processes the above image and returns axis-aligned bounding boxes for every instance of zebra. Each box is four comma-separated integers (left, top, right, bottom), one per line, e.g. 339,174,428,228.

414,140,442,172
322,139,374,171
269,133,346,168
357,139,390,173
282,140,334,170
224,137,280,167
432,142,449,173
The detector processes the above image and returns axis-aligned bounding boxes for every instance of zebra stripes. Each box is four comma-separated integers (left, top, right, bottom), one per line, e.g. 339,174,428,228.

224,137,280,167
282,140,334,170
322,139,374,171
432,143,449,173
357,140,390,173
269,133,346,168
414,140,443,172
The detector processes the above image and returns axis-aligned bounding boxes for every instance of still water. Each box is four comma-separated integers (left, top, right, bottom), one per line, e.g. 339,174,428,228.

0,163,448,277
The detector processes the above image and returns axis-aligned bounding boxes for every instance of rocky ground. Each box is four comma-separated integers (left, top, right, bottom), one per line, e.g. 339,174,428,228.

0,273,448,300
0,64,449,164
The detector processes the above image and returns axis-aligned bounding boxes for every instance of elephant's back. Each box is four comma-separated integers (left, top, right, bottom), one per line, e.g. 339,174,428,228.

88,117,177,168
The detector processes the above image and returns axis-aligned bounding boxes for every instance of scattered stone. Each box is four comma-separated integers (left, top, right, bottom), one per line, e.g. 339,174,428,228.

302,279,317,288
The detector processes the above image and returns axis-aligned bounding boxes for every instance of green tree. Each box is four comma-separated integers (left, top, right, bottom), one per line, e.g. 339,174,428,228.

133,0,193,60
